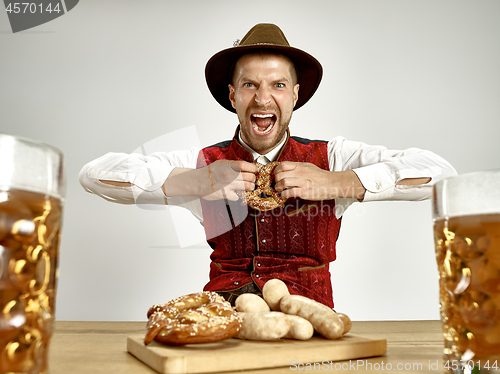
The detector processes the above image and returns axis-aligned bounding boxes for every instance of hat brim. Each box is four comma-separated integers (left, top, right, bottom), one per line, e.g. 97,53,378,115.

205,44,323,113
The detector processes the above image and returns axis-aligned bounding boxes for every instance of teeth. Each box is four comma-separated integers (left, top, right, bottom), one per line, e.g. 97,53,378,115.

251,113,275,134
253,123,273,134
252,114,274,118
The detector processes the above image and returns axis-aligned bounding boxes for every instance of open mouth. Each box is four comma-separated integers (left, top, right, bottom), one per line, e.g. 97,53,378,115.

251,113,277,135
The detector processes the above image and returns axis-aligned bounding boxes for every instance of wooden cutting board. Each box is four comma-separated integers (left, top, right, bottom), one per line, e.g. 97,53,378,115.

127,334,387,374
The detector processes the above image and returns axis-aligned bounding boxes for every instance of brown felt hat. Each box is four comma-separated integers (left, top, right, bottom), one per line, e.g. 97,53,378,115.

205,23,323,113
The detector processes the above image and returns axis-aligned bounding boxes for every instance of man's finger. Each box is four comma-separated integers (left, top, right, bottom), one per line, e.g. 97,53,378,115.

274,161,298,174
229,160,259,173
275,176,301,191
274,162,300,184
232,180,256,192
279,187,301,200
224,190,240,201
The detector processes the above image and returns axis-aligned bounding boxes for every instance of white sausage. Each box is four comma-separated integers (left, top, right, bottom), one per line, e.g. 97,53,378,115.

235,293,270,313
235,312,290,340
262,279,290,311
284,315,314,340
280,294,344,340
337,313,352,334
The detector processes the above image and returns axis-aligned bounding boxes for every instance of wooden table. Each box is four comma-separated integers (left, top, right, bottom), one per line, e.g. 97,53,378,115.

49,320,446,373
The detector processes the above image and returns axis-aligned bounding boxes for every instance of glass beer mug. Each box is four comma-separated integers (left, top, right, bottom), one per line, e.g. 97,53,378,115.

433,170,500,373
0,133,65,374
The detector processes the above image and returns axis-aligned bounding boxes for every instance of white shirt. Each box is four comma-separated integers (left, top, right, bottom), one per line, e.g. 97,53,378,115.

78,135,457,220
238,132,285,164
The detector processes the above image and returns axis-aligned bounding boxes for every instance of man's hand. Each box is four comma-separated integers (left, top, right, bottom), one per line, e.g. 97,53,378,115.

202,160,258,201
274,162,366,201
163,160,258,201
274,162,433,202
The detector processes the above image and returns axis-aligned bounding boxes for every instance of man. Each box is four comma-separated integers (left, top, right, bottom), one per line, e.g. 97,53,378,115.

79,24,456,307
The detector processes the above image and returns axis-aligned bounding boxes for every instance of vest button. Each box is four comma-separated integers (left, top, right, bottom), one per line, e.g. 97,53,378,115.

260,218,265,222
257,263,261,267
233,281,239,286
255,274,260,278
262,239,266,243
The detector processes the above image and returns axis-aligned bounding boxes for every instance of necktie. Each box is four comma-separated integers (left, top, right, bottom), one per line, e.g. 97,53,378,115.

256,155,270,165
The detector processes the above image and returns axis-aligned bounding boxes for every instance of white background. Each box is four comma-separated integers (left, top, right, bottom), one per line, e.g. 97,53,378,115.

1,0,499,322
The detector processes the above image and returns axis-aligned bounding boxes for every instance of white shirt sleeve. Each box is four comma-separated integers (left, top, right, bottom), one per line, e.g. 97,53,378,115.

78,148,204,220
328,136,457,216
79,137,457,221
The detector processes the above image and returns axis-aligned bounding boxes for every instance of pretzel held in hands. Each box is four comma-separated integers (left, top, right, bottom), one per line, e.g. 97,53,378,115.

144,291,242,346
236,161,286,211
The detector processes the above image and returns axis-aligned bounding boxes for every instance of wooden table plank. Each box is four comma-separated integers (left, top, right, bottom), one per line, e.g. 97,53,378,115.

127,334,387,374
49,321,156,374
48,320,445,374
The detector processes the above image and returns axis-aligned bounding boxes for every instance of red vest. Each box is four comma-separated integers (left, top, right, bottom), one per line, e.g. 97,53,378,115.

196,130,342,307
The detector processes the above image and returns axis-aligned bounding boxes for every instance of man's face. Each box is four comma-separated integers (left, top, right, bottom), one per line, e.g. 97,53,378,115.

229,53,300,155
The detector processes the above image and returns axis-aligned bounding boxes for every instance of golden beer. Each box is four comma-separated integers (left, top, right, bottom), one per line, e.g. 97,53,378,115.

0,189,62,373
433,171,500,373
0,133,65,374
